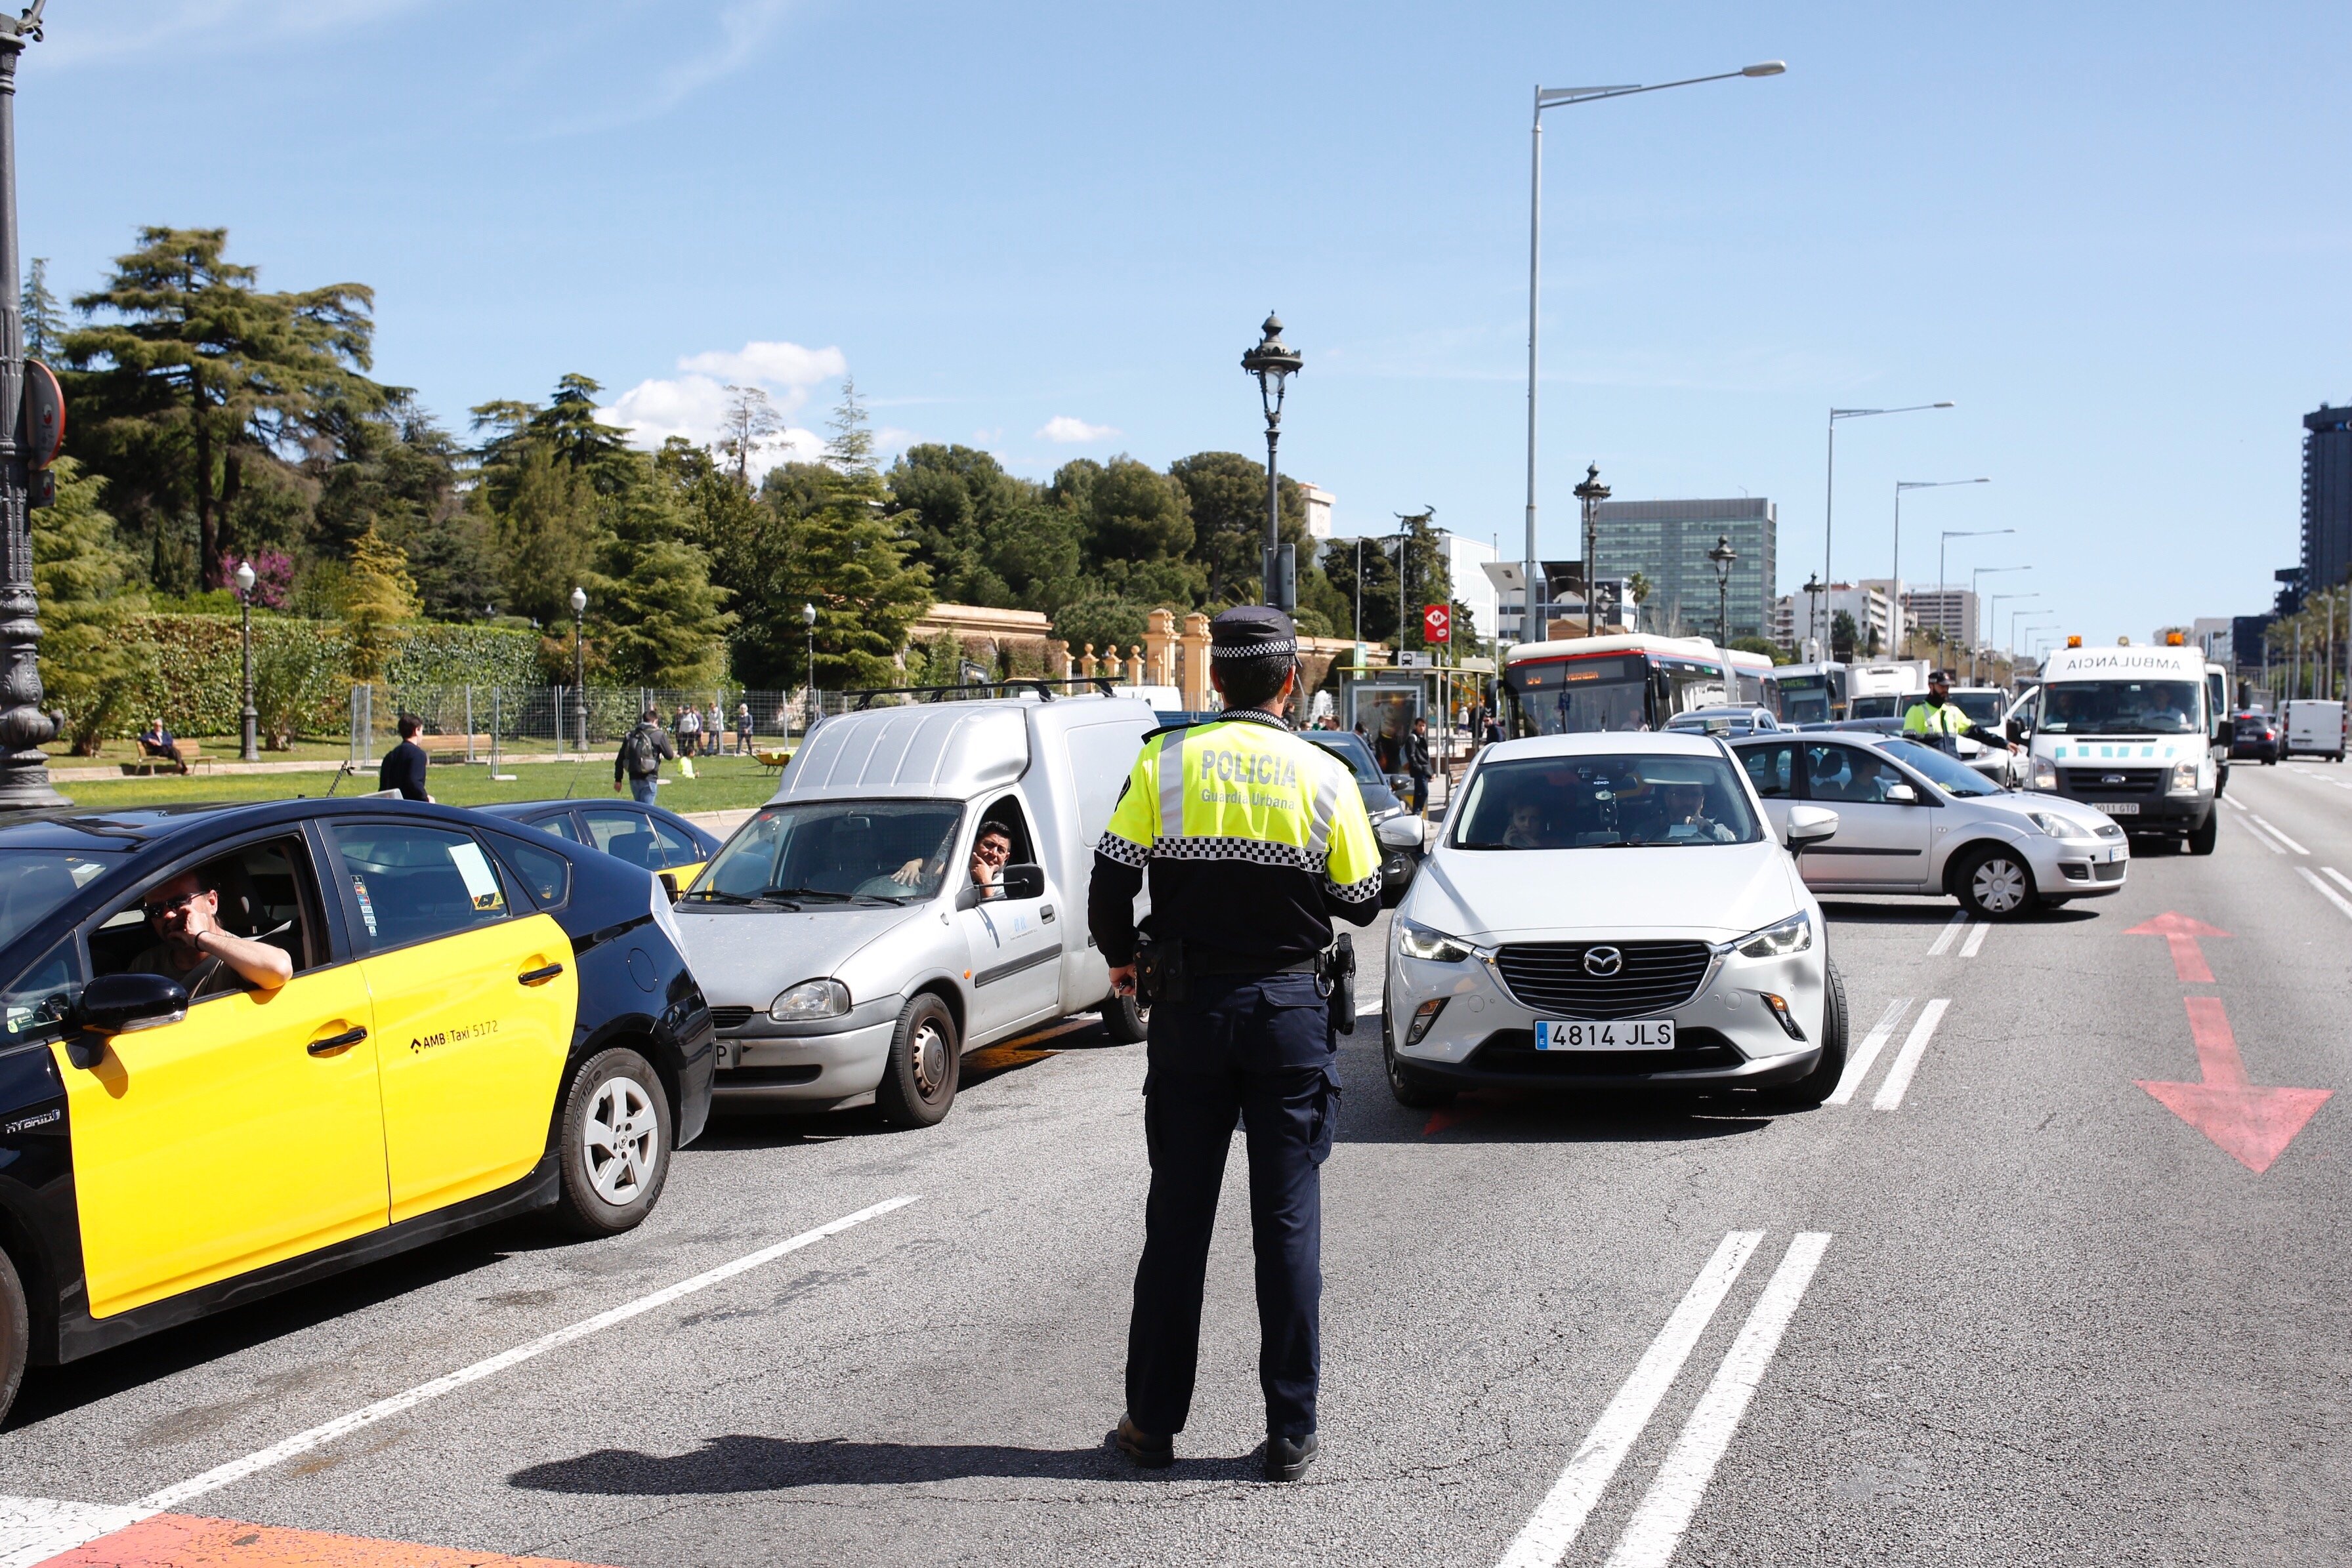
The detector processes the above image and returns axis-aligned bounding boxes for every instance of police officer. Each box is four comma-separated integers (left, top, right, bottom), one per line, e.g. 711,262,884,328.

1902,669,2016,756
1089,606,1383,1483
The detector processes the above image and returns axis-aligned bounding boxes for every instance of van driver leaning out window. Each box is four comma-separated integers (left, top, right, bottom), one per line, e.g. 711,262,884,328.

891,824,1013,898
131,871,293,1001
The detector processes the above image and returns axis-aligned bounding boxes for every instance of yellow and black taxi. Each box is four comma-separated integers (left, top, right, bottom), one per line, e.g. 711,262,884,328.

0,796,715,1424
474,798,721,894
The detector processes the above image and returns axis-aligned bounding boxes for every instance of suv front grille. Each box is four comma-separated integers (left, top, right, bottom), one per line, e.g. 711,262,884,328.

1491,941,1714,1019
707,1006,755,1031
2061,767,2162,796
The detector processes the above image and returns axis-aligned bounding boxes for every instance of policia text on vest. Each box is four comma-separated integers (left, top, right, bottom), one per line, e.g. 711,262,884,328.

1087,606,1383,1483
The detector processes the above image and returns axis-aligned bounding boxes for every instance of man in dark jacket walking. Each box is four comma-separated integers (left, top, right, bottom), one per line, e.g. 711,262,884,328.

379,715,430,801
614,707,677,804
1404,716,1432,815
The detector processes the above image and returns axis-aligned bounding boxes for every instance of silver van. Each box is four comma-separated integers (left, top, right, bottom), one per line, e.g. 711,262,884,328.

674,693,1155,1126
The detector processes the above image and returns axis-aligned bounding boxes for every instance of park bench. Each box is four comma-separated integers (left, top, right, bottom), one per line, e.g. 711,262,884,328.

119,739,207,776
424,734,496,764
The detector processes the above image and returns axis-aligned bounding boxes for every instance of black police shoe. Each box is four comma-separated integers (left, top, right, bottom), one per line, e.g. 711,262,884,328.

1108,1414,1173,1470
1264,1432,1318,1482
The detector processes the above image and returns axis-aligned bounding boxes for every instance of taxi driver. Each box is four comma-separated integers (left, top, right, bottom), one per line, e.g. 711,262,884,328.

1658,778,1736,842
131,869,293,1001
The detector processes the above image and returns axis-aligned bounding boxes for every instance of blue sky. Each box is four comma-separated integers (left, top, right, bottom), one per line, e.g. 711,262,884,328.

31,0,2352,650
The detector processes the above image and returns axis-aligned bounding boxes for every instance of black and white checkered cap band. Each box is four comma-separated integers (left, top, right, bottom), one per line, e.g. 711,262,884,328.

1209,638,1296,659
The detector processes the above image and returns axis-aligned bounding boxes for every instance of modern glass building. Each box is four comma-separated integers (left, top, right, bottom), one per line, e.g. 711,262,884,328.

1590,497,1776,642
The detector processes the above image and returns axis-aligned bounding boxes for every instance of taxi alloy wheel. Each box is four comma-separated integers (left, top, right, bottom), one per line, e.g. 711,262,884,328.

1959,848,2035,920
878,993,959,1128
555,1046,673,1236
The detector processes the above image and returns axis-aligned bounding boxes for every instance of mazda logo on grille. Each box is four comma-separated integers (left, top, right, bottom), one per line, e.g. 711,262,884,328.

1582,946,1624,977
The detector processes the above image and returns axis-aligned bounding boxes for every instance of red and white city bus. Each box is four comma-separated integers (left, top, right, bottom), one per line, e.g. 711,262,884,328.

1500,634,1732,735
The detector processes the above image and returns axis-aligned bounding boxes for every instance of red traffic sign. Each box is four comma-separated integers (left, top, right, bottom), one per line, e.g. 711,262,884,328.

1423,604,1450,643
20,360,62,470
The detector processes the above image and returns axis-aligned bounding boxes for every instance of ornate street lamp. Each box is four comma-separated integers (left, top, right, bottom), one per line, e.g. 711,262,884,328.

0,2,60,810
1240,312,1303,611
235,560,259,760
1707,533,1738,648
1573,464,1609,636
570,586,587,753
802,601,818,732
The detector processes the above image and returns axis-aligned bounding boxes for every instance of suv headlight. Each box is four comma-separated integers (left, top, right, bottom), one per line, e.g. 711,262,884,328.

2028,755,2058,791
1729,911,1812,959
770,979,850,1021
1395,920,1475,964
2168,760,2199,795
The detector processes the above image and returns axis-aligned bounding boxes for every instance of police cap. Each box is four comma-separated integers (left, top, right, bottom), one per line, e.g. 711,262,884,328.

1209,605,1297,661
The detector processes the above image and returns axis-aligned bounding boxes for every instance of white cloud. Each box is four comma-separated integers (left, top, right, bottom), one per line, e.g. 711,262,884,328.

599,337,844,482
1036,415,1120,444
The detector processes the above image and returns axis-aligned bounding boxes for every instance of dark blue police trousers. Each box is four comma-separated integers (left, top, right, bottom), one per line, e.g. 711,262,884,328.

1125,971,1339,1442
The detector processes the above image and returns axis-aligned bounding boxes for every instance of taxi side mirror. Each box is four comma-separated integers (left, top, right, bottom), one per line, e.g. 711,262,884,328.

1784,804,1839,852
72,973,188,1041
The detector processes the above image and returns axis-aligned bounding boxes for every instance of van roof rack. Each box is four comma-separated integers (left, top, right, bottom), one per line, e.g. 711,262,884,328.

841,677,1120,710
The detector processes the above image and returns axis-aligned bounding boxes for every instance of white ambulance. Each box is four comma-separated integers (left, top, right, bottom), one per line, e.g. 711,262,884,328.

2019,640,2221,854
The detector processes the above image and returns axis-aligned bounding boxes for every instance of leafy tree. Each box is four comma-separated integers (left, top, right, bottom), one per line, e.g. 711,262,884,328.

1729,635,1788,665
1831,609,1859,662
585,465,734,687
340,522,418,682
488,440,600,627
1053,594,1150,659
22,257,61,361
887,443,1042,608
60,226,382,590
33,459,148,753
716,384,782,484
1324,514,1452,650
1049,456,1200,609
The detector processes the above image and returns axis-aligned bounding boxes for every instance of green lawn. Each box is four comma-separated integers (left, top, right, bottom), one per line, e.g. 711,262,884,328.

46,754,785,815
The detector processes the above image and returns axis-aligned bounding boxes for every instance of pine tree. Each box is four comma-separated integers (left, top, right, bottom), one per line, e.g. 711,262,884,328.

490,440,601,627
342,523,419,682
716,384,782,484
22,258,61,361
33,459,148,754
586,465,734,686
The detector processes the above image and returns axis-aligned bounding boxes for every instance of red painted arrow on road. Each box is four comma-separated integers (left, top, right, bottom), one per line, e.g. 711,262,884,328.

2137,997,2331,1173
2126,911,2230,983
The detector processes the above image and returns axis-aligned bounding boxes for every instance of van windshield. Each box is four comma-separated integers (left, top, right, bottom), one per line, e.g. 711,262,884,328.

688,800,965,905
2038,681,2200,735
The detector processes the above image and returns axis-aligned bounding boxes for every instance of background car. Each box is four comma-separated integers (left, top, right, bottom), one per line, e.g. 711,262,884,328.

1382,732,1848,1111
1300,729,1426,905
1665,705,1783,737
0,798,714,1428
1731,730,2128,919
477,798,722,894
2232,712,2281,764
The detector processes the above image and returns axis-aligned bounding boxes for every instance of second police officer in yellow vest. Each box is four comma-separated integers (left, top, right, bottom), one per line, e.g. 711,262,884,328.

1902,669,2016,757
1087,606,1383,1483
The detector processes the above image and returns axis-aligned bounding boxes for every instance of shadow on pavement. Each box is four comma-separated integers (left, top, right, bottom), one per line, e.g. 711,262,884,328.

1331,1040,1774,1145
509,1434,1262,1492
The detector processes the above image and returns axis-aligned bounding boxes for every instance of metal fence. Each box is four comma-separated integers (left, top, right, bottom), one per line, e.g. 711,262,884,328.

344,686,858,766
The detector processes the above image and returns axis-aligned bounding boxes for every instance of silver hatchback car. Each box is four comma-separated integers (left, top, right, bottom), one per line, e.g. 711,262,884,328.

1729,730,2128,919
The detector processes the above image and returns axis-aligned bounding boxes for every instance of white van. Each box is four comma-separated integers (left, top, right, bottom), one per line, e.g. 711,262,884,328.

673,691,1156,1126
2282,699,2347,762
2020,643,2221,854
1845,660,1931,720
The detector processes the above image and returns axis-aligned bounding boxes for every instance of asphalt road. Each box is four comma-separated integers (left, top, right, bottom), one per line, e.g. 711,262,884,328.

6,768,2351,1566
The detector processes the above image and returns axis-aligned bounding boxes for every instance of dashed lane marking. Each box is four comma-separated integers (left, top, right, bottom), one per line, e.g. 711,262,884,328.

2233,814,2286,854
1599,1233,1834,1568
2221,795,2248,812
1873,999,1952,1111
1826,999,1910,1107
2296,867,2352,923
1959,920,1992,959
0,1198,921,1565
2324,867,2352,898
1925,912,1968,957
1494,1231,1761,1568
2248,813,2310,855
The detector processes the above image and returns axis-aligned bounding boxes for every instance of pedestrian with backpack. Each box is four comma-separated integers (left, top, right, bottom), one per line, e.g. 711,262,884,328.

615,706,677,804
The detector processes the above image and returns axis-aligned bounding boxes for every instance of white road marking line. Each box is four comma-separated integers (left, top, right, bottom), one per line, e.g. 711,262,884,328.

0,1496,147,1568
1599,1233,1834,1568
1925,911,1969,957
1872,999,1950,1111
2221,794,2248,812
2323,867,2352,897
2233,814,2286,854
1494,1231,1763,1568
127,1196,919,1517
1959,920,1992,959
1826,998,1910,1107
2295,867,2352,923
2248,814,2310,855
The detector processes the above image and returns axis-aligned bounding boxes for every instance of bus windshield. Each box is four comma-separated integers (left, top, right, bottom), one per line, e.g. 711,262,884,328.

1771,674,1834,726
1503,651,1725,737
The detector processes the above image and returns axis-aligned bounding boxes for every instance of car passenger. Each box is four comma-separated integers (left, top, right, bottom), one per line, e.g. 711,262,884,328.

127,869,293,1000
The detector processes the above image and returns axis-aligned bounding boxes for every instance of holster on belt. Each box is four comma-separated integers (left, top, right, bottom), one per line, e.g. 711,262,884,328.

1319,932,1356,1035
1136,934,1186,1006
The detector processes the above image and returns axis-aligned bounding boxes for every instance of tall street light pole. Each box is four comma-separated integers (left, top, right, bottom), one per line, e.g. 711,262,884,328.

1982,592,2038,681
1241,314,1303,612
0,1,58,811
1973,571,2030,682
2015,613,2058,664
1823,402,1953,612
1521,59,1784,657
1573,464,1610,636
1893,478,1987,657
1708,533,1737,647
802,601,818,731
235,560,258,761
570,585,587,754
1938,526,2014,596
